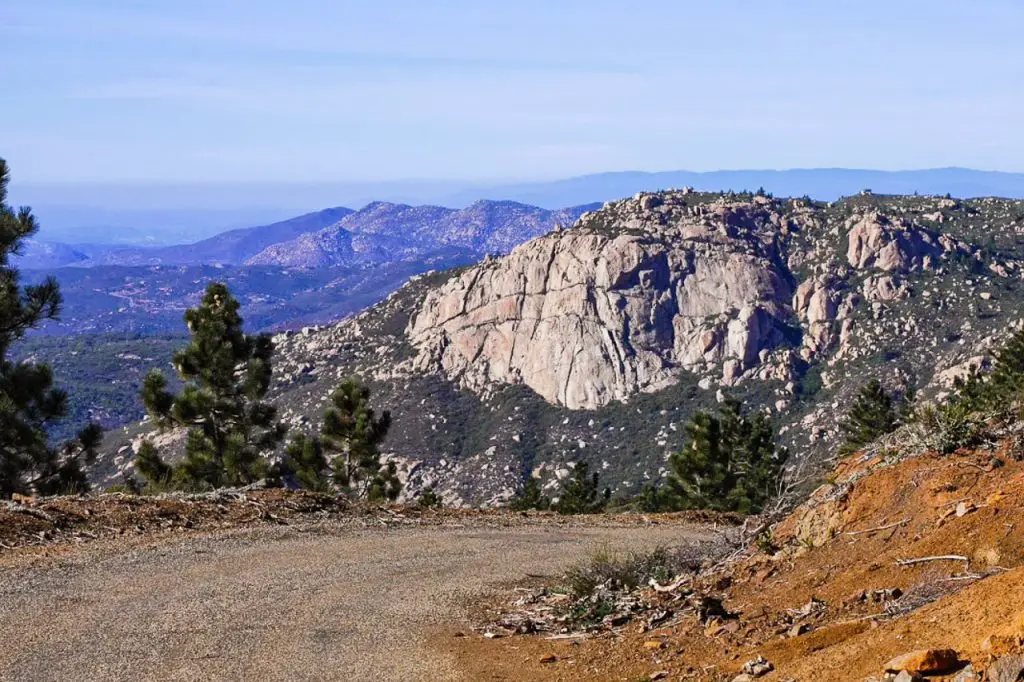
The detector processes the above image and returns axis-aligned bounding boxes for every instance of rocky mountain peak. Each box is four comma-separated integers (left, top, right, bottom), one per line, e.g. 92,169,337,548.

406,190,1015,410
96,190,1024,506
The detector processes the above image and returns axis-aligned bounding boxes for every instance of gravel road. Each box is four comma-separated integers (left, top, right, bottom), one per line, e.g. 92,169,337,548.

0,520,717,681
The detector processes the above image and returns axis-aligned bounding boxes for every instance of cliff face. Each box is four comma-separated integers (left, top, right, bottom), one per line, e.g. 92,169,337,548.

406,191,976,410
408,199,793,409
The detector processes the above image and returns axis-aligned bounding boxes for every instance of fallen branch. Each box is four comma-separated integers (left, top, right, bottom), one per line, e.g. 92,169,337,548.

943,574,984,582
544,632,590,641
17,507,55,522
650,576,690,593
846,518,909,536
896,555,969,567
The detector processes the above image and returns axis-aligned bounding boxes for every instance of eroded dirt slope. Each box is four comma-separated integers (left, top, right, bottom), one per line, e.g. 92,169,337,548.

456,448,1024,681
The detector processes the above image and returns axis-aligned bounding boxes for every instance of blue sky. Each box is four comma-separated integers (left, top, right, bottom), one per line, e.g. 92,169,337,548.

2,0,1023,184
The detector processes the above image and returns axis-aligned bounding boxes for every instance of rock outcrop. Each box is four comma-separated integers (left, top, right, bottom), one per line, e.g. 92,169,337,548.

405,192,1017,413
408,197,793,408
845,212,954,272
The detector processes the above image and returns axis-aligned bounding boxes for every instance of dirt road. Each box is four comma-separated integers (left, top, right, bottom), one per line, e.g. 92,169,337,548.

0,520,716,681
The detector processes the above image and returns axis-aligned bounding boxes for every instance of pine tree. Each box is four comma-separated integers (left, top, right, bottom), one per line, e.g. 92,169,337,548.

275,433,329,491
417,486,442,508
554,461,610,515
320,378,399,501
666,410,727,510
137,282,286,490
510,475,550,511
980,327,1024,409
0,159,102,497
839,379,899,455
664,400,788,514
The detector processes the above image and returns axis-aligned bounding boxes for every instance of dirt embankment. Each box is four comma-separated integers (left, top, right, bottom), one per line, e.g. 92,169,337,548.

454,448,1024,681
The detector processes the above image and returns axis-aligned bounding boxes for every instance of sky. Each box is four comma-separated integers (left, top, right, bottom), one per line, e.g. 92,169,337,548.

2,0,1024,185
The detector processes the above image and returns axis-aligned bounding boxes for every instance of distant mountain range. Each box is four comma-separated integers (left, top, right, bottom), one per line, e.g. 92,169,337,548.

14,167,1024,245
36,207,355,268
17,199,597,336
247,200,597,267
447,167,1024,209
16,200,596,270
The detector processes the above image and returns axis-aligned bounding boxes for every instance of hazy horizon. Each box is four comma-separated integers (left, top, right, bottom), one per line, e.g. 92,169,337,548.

15,166,1024,245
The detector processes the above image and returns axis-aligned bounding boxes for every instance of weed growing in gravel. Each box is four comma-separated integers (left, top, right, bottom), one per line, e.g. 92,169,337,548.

565,544,684,597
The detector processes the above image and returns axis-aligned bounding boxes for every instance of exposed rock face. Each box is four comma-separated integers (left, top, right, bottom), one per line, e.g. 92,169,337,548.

862,274,908,302
409,200,792,408
846,212,951,272
407,192,1010,410
792,278,839,357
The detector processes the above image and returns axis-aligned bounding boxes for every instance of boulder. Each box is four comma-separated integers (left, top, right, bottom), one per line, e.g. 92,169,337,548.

987,655,1024,682
883,649,961,675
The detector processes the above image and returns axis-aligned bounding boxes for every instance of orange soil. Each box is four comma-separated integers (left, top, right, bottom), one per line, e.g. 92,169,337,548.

446,449,1024,681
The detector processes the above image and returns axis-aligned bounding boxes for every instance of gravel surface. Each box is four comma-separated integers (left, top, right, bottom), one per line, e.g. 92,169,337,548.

0,519,717,681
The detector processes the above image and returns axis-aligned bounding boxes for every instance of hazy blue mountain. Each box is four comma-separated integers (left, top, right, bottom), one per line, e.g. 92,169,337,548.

82,207,354,267
20,206,312,245
440,168,1024,208
18,200,595,335
15,168,1024,256
11,181,472,243
247,200,599,267
14,208,354,269
13,240,94,269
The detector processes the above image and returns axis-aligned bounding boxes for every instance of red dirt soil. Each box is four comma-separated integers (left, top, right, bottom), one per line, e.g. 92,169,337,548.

446,449,1024,681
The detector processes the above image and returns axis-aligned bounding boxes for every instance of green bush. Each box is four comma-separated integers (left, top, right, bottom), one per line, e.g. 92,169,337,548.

417,486,442,508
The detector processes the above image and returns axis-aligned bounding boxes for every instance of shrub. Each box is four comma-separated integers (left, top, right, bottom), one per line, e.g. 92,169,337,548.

913,400,981,455
755,530,780,555
417,486,442,508
565,544,678,597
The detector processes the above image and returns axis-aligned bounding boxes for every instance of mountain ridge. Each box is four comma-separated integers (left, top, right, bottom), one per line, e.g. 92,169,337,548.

92,189,1024,507
246,200,600,267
